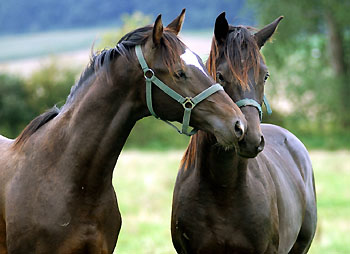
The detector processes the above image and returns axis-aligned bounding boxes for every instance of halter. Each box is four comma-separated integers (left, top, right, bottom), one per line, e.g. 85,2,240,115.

135,45,224,136
236,95,272,121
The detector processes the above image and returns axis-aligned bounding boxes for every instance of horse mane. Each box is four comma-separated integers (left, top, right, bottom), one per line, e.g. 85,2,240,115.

66,25,185,105
182,25,261,167
13,25,185,149
180,131,216,171
13,106,60,149
207,25,261,89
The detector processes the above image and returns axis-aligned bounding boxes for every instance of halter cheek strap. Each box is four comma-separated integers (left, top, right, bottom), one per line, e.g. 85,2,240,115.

135,45,223,136
236,95,272,121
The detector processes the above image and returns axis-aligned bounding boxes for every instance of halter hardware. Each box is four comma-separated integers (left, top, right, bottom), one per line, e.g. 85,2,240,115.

182,97,195,109
135,45,223,136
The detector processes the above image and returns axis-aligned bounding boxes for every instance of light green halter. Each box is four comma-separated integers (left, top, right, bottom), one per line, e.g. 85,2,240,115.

135,45,224,136
235,96,272,121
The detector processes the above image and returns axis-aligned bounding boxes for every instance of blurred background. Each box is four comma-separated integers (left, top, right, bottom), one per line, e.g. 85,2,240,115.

0,0,349,253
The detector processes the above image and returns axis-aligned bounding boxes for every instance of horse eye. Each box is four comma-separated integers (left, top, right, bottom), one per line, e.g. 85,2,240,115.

264,73,270,82
176,70,186,79
216,72,224,83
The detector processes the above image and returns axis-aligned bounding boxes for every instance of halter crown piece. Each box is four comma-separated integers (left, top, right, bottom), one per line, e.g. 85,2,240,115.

135,45,224,136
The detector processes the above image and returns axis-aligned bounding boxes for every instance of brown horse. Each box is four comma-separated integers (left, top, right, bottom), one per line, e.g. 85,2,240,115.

0,10,247,254
171,13,317,254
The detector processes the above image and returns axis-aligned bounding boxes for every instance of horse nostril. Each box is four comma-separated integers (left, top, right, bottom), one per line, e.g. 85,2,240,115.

234,120,245,141
257,135,265,153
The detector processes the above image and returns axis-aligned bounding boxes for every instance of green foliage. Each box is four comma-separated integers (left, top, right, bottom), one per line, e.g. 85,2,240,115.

248,0,350,136
0,74,33,137
0,62,78,139
25,60,77,113
98,12,153,50
125,117,190,150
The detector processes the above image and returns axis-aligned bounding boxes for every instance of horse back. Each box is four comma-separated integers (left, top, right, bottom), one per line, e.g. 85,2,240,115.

0,135,15,192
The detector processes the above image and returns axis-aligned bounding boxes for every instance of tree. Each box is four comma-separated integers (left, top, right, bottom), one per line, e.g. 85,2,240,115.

248,0,350,129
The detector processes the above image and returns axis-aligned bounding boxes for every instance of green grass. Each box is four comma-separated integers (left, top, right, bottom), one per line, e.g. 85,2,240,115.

112,150,350,253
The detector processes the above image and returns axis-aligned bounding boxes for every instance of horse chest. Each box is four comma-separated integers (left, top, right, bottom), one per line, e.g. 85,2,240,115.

175,193,278,254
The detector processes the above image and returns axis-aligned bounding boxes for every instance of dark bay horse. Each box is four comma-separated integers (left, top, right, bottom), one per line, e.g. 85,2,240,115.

171,13,317,253
0,10,247,254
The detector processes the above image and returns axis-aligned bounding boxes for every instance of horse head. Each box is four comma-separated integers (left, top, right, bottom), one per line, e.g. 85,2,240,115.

208,12,283,157
116,9,247,147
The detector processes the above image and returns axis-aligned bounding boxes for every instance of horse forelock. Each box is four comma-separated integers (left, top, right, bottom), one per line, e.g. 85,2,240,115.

208,25,261,90
117,26,185,75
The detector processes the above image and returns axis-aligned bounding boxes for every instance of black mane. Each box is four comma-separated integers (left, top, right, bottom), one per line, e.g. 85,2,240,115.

13,25,185,149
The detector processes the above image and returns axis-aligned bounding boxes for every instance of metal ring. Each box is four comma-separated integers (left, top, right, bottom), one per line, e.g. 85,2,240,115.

182,97,195,109
144,69,155,81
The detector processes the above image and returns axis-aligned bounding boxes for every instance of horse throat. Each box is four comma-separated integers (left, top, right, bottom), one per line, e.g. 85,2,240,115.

195,132,248,187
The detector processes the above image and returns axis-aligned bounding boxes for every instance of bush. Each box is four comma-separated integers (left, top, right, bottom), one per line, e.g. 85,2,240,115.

0,61,79,139
0,74,34,138
25,59,78,113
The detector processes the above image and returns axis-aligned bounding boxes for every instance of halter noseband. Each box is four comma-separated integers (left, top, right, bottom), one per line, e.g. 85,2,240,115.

236,95,272,121
135,45,224,136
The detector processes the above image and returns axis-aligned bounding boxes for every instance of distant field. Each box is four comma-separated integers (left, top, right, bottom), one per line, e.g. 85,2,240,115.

0,27,111,62
0,28,212,78
0,28,212,62
112,150,350,253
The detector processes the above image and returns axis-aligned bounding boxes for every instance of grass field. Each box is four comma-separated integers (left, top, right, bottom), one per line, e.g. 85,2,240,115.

112,150,350,253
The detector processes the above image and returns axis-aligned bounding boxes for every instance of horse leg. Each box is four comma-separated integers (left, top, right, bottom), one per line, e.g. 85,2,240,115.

289,199,317,254
0,217,7,254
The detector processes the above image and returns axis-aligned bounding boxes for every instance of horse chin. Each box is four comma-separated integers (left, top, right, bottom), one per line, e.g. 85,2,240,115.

237,149,259,158
214,133,238,151
237,145,263,158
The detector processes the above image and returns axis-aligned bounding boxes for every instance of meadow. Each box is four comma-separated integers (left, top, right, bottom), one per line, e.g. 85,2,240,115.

1,26,349,254
112,150,350,254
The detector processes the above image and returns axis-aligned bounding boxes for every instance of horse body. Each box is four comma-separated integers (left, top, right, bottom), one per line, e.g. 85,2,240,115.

171,13,316,254
0,10,246,254
172,124,316,254
1,68,131,253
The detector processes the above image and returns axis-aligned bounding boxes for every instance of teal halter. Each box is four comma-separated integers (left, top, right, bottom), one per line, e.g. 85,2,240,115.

236,95,272,121
135,45,224,136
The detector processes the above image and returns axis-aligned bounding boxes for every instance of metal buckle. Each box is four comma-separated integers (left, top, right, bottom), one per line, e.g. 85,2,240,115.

182,97,195,109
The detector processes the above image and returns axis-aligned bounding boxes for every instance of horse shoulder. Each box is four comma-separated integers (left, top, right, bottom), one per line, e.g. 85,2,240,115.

0,135,16,193
261,124,313,185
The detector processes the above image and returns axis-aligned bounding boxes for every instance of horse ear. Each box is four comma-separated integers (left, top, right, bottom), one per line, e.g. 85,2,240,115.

153,14,164,45
166,8,186,35
254,16,283,49
214,12,229,45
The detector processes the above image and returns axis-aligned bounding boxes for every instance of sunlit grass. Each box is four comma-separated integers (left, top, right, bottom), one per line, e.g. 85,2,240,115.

308,151,350,254
112,150,350,253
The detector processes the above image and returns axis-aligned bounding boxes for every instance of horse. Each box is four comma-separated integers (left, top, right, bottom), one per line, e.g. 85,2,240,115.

0,10,248,254
171,13,317,254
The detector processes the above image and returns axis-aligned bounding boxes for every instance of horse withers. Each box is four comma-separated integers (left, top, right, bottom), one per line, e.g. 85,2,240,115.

171,13,317,253
0,10,247,254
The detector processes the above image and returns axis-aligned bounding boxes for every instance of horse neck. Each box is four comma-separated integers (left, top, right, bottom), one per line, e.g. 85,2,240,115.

56,58,145,190
188,131,248,188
